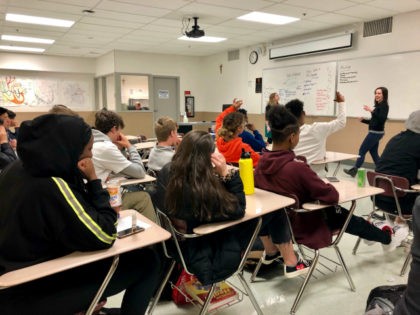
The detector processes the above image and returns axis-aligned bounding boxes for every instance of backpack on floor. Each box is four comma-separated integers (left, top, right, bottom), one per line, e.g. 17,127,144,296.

365,284,407,315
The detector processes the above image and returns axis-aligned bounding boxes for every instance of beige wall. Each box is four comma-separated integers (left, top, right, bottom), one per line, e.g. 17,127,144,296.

14,110,405,163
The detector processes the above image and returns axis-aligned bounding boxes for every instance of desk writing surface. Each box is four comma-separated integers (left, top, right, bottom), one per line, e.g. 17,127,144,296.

193,188,294,235
119,174,156,185
134,142,155,150
302,179,384,211
0,210,169,288
412,184,420,191
311,151,359,165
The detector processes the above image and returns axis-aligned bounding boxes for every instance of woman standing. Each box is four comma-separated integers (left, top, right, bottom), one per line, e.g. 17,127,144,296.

154,130,254,284
344,87,389,177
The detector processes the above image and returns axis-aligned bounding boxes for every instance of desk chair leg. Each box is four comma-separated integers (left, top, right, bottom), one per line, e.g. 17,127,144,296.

250,258,263,282
400,253,412,276
199,283,217,315
352,237,362,255
290,250,320,315
333,245,355,291
86,255,120,315
332,162,341,177
147,260,176,315
237,272,263,315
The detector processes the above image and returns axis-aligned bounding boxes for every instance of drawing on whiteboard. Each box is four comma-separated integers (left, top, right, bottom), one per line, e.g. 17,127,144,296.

33,80,56,106
62,81,86,106
0,76,25,105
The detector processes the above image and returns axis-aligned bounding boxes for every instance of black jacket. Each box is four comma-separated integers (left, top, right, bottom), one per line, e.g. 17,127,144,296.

375,130,420,213
361,101,389,132
0,115,117,276
394,196,420,315
155,163,253,285
0,142,16,170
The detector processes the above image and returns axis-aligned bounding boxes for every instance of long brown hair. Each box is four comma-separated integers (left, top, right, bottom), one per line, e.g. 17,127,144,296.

165,130,238,221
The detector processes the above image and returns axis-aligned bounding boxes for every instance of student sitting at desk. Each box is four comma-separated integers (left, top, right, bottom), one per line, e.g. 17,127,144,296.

394,195,420,315
154,130,254,284
255,106,408,253
148,116,180,173
217,112,260,166
215,99,265,152
0,114,160,315
92,109,156,222
285,92,346,175
238,108,266,152
373,109,420,226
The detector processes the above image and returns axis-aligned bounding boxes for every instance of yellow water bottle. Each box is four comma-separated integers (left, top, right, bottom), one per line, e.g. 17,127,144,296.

239,149,255,195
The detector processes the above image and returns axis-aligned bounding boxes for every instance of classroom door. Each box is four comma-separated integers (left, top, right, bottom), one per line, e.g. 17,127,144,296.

152,76,179,122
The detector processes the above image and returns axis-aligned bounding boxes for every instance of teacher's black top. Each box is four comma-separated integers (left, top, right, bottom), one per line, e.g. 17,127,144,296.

361,101,389,132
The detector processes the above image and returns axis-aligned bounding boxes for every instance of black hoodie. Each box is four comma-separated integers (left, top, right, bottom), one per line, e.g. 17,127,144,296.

0,114,117,275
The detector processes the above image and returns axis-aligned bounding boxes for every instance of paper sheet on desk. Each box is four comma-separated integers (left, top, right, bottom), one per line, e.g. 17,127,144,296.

117,216,151,232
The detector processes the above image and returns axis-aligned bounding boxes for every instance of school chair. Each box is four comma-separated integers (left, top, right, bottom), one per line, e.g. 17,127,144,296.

352,171,418,276
147,209,263,315
250,193,355,315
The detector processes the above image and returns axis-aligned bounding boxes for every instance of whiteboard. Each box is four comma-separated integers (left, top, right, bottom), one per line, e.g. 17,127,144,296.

262,61,337,116
0,72,95,112
337,51,420,120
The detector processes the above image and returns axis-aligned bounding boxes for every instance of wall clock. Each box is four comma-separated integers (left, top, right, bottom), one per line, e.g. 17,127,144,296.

249,50,258,64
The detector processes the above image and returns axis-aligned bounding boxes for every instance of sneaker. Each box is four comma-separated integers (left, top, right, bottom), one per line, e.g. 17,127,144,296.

344,167,358,177
383,224,409,252
364,220,394,246
284,259,311,278
261,251,282,265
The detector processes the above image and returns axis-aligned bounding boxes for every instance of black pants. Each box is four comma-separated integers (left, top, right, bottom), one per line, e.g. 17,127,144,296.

324,206,391,244
259,210,291,244
0,248,161,315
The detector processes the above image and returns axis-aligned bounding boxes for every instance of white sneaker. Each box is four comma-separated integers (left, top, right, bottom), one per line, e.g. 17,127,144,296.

383,224,409,252
364,220,394,246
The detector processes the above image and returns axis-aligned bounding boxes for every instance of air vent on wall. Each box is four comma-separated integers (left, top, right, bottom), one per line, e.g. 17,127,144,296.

228,49,240,61
363,17,392,37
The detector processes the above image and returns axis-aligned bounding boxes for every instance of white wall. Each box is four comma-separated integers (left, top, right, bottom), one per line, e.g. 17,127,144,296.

200,9,420,114
112,50,204,112
0,52,95,73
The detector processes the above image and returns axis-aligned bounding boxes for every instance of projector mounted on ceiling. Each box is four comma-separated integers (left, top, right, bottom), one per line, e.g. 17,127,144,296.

185,17,205,38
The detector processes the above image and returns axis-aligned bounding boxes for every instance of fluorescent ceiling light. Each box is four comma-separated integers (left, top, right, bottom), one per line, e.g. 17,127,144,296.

178,36,226,43
1,35,55,44
237,12,299,25
0,45,45,53
6,13,74,27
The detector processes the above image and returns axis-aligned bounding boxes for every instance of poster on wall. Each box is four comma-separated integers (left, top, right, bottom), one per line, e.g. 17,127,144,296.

0,74,94,111
158,89,169,99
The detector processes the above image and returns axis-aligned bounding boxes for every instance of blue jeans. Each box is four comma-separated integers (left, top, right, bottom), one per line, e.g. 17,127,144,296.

355,132,384,168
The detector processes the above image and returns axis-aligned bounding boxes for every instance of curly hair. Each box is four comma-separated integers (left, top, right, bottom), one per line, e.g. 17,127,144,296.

94,108,125,134
268,106,299,143
217,112,244,141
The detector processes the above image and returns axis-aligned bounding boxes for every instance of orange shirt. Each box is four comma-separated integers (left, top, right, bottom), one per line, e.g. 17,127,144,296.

216,137,260,167
215,105,236,135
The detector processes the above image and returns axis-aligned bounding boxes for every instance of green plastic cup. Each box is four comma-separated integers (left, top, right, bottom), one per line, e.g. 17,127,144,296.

357,168,366,187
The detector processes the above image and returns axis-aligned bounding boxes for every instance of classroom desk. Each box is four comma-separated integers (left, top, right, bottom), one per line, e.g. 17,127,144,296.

312,151,360,176
108,174,156,186
193,188,295,235
192,189,294,315
134,141,156,150
0,210,170,315
411,184,420,191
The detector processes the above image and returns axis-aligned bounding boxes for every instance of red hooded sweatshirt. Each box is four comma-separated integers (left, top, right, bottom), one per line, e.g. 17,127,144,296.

254,149,338,204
